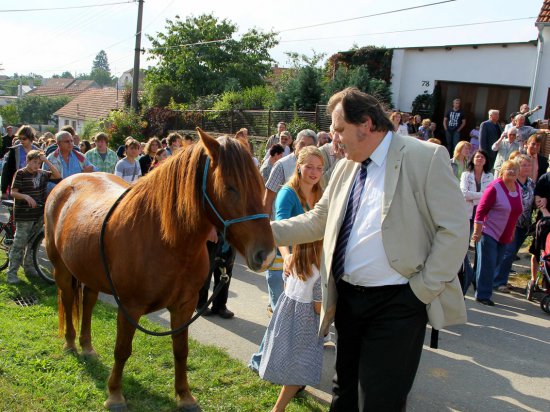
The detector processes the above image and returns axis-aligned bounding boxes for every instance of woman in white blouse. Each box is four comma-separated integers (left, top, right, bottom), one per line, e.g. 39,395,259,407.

461,149,494,231
459,149,494,294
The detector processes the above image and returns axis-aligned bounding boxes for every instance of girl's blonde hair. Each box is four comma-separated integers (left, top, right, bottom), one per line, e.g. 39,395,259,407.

286,146,325,280
453,141,471,160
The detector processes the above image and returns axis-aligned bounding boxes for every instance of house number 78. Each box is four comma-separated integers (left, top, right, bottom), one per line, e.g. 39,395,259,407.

421,81,430,87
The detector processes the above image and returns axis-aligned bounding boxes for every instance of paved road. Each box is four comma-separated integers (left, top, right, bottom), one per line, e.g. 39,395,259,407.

114,252,550,412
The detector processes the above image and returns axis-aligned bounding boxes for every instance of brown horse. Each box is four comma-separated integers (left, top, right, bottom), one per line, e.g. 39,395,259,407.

44,128,275,411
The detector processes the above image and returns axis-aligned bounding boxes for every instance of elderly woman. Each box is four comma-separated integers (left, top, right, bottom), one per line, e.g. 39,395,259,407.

491,128,519,177
472,160,523,306
450,141,471,180
494,154,535,293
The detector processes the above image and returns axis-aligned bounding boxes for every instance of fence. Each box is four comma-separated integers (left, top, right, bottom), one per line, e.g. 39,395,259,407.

172,105,332,137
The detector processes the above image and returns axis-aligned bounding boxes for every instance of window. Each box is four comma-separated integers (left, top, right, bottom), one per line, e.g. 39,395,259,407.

64,119,69,125
72,121,76,129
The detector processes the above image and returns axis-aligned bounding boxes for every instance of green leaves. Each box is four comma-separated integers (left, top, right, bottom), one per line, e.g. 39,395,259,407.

145,13,278,105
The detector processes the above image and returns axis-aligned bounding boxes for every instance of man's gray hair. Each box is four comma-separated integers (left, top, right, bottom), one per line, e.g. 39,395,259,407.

296,129,317,145
514,114,525,121
56,131,72,142
488,109,499,117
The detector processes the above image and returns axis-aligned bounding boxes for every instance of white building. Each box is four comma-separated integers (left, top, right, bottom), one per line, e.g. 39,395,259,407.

390,0,550,129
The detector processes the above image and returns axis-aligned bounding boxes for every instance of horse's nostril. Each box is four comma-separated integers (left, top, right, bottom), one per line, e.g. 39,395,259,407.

254,250,267,265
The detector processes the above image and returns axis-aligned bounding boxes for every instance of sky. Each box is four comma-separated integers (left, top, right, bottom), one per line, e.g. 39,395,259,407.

0,0,545,79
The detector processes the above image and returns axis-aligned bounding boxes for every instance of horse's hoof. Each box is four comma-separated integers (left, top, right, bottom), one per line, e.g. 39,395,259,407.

104,395,127,411
176,404,201,412
105,404,128,412
63,344,78,355
81,349,98,359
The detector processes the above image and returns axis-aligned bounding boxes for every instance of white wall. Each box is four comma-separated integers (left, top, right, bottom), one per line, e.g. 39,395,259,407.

530,25,550,123
391,43,538,112
58,116,85,134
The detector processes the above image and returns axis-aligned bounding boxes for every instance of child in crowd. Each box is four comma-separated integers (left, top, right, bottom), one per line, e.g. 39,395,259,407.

114,138,142,184
149,148,168,171
259,240,324,412
6,150,60,284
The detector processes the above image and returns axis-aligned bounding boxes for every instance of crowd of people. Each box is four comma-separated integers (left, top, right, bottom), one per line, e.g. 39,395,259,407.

1,90,549,411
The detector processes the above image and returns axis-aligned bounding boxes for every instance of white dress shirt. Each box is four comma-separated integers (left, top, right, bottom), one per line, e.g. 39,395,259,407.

342,132,408,287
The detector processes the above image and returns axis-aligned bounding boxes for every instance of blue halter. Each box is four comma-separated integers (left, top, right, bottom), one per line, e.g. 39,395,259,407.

201,156,268,239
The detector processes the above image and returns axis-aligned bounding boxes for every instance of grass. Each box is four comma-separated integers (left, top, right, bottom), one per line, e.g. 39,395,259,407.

0,272,328,412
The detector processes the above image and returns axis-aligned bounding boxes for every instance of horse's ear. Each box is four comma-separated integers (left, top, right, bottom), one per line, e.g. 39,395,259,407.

196,127,220,165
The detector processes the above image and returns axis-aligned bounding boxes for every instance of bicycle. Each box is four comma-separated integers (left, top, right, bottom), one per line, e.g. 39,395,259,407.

0,199,54,284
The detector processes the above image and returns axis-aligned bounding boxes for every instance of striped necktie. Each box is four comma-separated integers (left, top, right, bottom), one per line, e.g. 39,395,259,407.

331,159,371,283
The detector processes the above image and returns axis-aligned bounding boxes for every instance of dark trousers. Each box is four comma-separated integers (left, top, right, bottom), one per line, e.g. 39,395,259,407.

197,239,235,311
331,281,428,412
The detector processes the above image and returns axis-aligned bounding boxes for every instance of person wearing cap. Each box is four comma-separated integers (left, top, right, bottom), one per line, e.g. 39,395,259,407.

479,109,502,170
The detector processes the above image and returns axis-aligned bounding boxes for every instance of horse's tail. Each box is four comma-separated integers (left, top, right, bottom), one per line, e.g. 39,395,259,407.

57,278,83,337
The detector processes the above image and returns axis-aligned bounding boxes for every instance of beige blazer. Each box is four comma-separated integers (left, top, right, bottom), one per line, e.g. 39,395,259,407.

271,132,469,335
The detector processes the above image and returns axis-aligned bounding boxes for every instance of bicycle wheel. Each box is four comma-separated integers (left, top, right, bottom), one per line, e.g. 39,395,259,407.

32,231,54,284
0,224,13,271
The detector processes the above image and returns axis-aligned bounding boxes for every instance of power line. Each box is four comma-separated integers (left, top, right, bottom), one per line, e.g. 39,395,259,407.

280,16,538,43
0,1,136,13
279,0,457,33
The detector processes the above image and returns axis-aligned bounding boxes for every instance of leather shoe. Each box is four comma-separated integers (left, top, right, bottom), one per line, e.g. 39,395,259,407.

201,307,215,316
476,298,495,306
215,307,234,319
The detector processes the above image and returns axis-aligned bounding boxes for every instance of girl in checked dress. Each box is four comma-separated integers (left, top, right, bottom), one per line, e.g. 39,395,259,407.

259,146,325,412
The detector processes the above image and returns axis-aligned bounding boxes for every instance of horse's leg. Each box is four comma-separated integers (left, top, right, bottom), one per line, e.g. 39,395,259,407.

169,302,200,411
80,285,98,357
104,308,138,410
56,264,78,353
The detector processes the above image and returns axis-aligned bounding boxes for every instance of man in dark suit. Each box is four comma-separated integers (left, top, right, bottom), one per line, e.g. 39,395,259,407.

271,88,468,411
526,134,549,182
1,125,15,157
479,109,502,170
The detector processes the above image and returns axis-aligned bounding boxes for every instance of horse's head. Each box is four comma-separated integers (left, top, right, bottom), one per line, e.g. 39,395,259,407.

197,128,276,272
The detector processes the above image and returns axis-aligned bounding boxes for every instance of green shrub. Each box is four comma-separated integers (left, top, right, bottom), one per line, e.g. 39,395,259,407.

80,119,101,140
99,110,146,149
287,112,316,138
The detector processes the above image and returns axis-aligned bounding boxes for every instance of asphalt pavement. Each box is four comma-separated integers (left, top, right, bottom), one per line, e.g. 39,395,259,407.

114,251,550,412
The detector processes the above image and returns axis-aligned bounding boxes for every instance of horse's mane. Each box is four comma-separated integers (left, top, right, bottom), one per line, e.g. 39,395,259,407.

120,136,263,246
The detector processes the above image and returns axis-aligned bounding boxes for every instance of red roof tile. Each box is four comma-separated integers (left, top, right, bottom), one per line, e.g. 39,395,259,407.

54,88,126,121
27,87,85,98
537,0,550,23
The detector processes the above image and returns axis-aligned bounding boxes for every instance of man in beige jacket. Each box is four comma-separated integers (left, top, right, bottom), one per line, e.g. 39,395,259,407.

271,88,468,411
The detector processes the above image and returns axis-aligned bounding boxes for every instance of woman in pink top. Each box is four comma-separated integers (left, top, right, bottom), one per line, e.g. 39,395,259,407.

472,160,523,306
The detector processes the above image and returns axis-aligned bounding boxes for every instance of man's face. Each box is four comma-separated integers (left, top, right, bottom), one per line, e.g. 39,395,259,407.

126,145,140,158
6,127,13,136
331,104,368,162
489,112,499,123
58,137,74,154
96,139,107,152
279,135,291,147
295,135,315,154
317,132,330,146
516,116,525,127
273,152,283,162
277,123,286,133
171,139,182,150
453,99,461,110
520,104,529,114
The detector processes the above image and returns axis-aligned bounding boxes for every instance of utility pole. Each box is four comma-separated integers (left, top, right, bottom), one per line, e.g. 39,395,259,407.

131,0,144,111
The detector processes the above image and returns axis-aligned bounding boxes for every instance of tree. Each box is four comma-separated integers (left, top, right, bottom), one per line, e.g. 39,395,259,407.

146,14,278,104
275,52,324,111
0,104,19,125
17,95,71,124
89,50,113,87
92,50,111,73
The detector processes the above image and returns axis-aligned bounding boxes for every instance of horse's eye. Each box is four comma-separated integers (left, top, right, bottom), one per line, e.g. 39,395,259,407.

226,186,239,195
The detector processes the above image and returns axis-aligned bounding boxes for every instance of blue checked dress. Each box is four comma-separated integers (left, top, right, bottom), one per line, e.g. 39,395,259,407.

259,267,324,386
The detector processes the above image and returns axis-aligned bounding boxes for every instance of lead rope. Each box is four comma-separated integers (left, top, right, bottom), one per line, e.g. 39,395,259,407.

99,188,229,337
